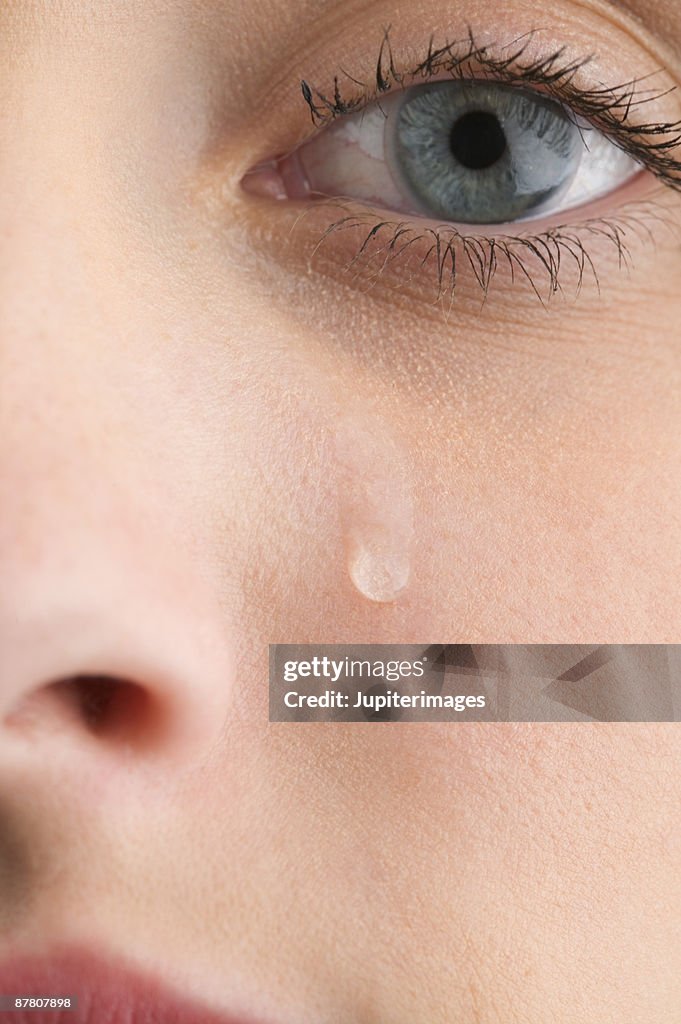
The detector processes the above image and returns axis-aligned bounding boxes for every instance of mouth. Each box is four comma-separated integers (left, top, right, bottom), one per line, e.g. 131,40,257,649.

0,949,264,1024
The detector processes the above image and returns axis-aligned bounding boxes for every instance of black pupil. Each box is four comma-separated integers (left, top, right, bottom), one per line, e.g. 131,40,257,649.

449,111,507,171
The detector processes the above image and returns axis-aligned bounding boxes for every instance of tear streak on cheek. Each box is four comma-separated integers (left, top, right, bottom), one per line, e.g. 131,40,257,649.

332,403,414,604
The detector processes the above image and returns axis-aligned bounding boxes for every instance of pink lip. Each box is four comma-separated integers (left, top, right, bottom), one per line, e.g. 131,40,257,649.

0,950,264,1024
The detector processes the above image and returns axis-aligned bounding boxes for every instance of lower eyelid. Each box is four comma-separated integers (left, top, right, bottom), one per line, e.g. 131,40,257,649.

238,170,677,310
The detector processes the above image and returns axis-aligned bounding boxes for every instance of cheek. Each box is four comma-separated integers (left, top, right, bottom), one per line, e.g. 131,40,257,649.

204,344,421,645
172,235,680,649
191,337,676,653
162,720,681,1020
217,193,681,639
408,439,663,642
177,314,443,652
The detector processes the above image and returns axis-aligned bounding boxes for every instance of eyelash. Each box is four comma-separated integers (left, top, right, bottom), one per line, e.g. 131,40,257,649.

293,28,681,303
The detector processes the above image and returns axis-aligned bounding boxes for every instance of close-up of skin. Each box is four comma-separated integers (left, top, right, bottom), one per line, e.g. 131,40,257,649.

0,1,680,1023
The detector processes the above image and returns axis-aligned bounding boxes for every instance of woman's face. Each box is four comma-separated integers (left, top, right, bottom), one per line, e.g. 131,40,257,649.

1,0,680,1021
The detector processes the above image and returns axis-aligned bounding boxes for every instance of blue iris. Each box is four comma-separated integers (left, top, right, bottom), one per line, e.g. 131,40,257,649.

388,80,583,224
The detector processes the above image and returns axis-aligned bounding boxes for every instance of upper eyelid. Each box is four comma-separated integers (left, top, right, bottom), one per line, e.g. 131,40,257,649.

301,27,663,125
298,28,681,193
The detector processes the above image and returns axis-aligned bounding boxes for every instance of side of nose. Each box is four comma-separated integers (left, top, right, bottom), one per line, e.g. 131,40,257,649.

0,519,234,759
0,56,235,765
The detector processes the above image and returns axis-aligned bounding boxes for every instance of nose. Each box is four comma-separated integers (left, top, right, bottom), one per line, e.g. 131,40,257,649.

0,520,234,758
0,274,235,763
0,55,235,764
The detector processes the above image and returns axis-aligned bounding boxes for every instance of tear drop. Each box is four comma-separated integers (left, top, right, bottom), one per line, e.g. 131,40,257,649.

334,408,414,604
347,532,411,604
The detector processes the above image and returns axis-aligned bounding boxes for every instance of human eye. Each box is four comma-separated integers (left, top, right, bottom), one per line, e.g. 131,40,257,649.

243,29,681,303
290,78,639,226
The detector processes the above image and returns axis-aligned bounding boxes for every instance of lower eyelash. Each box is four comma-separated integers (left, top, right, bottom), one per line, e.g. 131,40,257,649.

302,197,678,307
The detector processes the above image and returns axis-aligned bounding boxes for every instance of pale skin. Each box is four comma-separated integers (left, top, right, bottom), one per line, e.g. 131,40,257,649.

0,1,680,1022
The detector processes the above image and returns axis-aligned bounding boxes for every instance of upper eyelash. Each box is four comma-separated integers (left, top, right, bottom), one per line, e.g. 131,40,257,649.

300,27,681,193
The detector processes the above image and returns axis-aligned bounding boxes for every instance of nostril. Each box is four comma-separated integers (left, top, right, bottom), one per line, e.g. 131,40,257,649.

52,675,154,740
5,674,161,748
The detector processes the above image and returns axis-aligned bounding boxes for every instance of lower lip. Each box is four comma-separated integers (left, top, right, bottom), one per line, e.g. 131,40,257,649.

0,950,260,1024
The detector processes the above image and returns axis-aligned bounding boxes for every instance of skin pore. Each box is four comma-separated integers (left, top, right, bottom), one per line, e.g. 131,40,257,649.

0,1,680,1023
